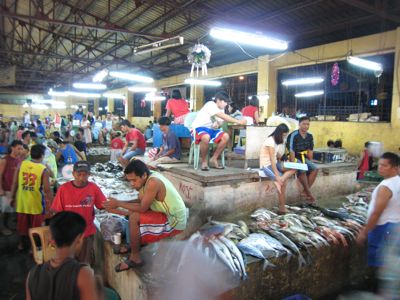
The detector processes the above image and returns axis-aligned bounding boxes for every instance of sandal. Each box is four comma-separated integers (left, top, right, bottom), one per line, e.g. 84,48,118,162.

115,258,143,272
210,165,224,169
201,166,210,171
113,244,131,255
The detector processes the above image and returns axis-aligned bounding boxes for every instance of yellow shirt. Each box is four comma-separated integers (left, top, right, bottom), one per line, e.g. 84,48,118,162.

16,160,46,215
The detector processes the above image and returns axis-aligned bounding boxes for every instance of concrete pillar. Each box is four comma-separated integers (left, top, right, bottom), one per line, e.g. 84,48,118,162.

126,92,133,119
93,99,99,116
257,55,271,120
107,99,114,114
153,101,162,120
391,27,400,125
190,85,204,111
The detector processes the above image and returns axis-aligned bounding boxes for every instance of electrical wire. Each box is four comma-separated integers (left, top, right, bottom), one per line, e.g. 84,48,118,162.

234,42,287,62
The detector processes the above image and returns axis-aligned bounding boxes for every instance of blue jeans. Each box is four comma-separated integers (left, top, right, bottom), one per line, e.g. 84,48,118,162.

122,148,145,160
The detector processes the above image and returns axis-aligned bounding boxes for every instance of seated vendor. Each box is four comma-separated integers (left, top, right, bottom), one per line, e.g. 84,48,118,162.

191,91,247,171
118,120,146,168
286,116,318,202
147,116,181,169
104,159,187,272
55,140,85,165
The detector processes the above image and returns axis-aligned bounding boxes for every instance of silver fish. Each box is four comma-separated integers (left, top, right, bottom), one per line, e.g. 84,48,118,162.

237,220,250,236
218,236,247,280
267,230,307,269
236,242,274,270
209,239,237,274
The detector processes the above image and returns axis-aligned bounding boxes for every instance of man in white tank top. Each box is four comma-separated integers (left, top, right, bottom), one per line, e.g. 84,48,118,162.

357,152,400,269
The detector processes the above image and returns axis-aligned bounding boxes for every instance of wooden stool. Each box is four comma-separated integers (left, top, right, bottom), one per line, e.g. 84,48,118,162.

29,226,56,264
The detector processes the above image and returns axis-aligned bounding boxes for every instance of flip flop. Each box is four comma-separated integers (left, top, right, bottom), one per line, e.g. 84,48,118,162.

277,210,287,215
115,258,144,272
113,244,131,255
210,165,224,169
201,166,210,171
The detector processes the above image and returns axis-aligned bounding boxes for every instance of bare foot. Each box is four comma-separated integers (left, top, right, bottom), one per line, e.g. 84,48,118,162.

273,181,282,194
305,193,316,203
278,206,288,215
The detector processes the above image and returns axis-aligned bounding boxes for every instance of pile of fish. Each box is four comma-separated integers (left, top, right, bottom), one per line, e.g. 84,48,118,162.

187,191,370,280
87,147,111,156
92,161,124,178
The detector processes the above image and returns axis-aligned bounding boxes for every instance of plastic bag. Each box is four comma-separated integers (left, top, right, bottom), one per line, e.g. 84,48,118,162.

98,214,125,241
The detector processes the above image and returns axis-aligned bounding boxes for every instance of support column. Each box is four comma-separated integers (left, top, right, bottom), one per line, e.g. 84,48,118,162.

107,99,114,114
391,26,400,125
126,92,133,120
93,99,99,116
257,55,272,120
190,85,204,111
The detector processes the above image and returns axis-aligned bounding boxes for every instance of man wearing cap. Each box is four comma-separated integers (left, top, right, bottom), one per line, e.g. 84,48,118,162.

191,91,246,171
51,161,106,265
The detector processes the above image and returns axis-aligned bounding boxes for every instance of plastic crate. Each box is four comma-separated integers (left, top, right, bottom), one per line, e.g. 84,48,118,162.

313,148,347,164
233,147,245,155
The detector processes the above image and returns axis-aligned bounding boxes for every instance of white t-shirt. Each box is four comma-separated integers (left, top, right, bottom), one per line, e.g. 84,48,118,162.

191,101,224,129
105,120,113,130
367,176,400,225
259,136,285,167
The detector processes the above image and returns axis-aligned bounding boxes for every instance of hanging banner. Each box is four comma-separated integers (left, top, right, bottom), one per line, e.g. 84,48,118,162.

0,66,16,86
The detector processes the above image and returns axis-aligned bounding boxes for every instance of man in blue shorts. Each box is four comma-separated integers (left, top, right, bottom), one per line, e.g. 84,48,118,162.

287,116,318,202
191,92,246,171
357,152,400,291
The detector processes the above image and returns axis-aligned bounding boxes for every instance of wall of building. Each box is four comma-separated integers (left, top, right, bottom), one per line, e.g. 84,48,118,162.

1,29,398,154
156,28,400,155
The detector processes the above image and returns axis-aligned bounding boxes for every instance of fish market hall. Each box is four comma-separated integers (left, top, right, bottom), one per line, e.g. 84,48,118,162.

1,1,400,299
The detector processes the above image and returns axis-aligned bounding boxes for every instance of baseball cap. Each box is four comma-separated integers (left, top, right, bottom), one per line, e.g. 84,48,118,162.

73,161,91,173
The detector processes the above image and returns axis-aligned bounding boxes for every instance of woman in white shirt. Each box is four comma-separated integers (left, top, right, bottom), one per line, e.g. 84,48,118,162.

259,124,297,214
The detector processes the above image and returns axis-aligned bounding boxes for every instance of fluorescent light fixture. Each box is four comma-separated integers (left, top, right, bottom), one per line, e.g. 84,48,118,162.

31,104,49,110
184,78,222,86
109,71,154,83
52,101,66,109
48,88,68,97
71,105,87,109
73,83,107,90
102,93,126,99
144,93,166,101
210,27,288,50
134,36,184,55
128,86,157,93
282,77,324,86
295,90,324,98
68,91,101,98
92,69,108,82
347,56,382,71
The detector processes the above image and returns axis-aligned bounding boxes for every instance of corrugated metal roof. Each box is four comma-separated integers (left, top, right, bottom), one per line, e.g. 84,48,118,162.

1,0,399,92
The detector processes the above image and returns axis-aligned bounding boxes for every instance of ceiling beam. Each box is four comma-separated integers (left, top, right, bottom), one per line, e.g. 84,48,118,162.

0,7,169,39
337,0,400,24
0,49,126,63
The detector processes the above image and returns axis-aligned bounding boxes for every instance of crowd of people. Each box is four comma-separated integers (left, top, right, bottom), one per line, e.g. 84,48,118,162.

0,91,398,299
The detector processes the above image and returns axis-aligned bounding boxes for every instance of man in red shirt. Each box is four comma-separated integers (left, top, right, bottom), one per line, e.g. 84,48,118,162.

51,161,106,266
118,120,146,167
0,140,23,235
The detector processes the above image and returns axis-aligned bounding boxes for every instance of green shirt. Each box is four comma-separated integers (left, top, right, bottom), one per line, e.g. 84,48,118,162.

142,171,187,230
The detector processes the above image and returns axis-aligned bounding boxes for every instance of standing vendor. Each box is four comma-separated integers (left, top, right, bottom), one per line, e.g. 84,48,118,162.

104,160,187,272
356,152,400,287
287,116,318,202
